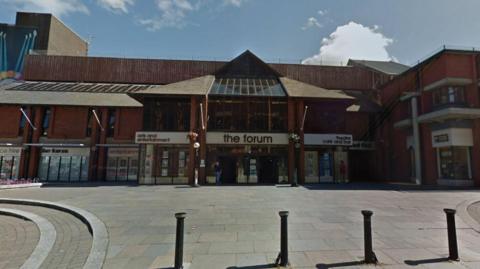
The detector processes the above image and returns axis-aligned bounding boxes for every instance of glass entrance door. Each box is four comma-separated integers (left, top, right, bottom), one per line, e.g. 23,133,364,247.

319,151,333,182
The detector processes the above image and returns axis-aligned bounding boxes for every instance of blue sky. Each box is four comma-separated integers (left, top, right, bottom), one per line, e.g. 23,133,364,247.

1,0,480,66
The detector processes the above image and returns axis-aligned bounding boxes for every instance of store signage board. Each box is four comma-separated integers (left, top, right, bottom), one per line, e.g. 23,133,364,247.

135,132,190,144
351,141,375,150
431,128,473,148
207,133,289,145
0,147,22,156
304,134,353,146
41,147,90,156
108,147,139,158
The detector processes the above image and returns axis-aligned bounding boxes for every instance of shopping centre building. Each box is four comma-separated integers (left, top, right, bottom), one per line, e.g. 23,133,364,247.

1,14,480,187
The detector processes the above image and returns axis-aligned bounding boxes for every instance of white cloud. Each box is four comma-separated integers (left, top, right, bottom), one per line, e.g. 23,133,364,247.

318,9,327,16
224,0,245,7
2,0,89,17
302,21,394,65
301,17,322,30
139,0,196,31
97,0,134,13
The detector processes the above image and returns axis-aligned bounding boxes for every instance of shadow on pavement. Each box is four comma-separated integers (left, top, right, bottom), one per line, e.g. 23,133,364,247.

404,257,450,266
226,264,277,269
316,261,365,268
304,182,480,192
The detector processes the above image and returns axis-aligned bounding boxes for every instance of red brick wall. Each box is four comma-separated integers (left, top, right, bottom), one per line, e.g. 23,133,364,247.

49,107,88,139
115,108,143,140
0,106,21,138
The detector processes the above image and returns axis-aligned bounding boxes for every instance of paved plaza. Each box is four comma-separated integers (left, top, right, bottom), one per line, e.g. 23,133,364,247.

1,184,480,269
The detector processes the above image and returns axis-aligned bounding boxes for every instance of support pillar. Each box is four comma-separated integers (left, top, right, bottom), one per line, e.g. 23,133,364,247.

411,97,422,185
296,100,305,184
188,97,198,185
199,97,208,184
96,108,109,181
287,98,295,184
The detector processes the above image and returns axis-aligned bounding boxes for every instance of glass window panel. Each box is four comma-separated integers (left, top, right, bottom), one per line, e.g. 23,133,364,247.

117,158,129,181
1,156,13,179
80,157,89,181
48,157,60,181
70,156,81,181
59,157,71,181
38,156,49,181
106,157,117,181
128,158,138,181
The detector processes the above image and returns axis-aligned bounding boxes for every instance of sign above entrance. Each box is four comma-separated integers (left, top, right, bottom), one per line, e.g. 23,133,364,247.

0,147,22,156
304,134,353,146
431,128,473,148
207,132,289,145
350,141,375,151
135,132,190,144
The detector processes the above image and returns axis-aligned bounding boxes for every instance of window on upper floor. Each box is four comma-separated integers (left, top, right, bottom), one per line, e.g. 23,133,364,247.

107,109,116,137
143,98,191,131
41,108,51,136
86,108,94,137
432,86,466,107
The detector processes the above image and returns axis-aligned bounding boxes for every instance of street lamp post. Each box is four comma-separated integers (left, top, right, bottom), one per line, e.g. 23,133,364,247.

193,142,200,187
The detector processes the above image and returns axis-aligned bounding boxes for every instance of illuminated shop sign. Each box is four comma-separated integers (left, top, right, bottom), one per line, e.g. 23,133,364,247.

304,134,353,146
135,132,190,144
207,133,289,145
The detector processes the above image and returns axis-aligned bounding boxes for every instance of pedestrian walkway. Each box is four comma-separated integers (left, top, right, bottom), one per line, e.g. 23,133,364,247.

0,204,92,269
0,214,39,269
1,184,480,268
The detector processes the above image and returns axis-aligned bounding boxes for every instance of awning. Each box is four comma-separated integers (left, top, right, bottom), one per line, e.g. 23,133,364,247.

136,75,215,96
279,77,354,99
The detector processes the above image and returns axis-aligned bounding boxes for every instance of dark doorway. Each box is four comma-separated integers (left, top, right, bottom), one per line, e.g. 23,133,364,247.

258,156,278,184
348,151,373,182
219,156,237,184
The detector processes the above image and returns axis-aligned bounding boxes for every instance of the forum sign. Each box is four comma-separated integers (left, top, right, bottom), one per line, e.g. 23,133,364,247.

207,133,289,145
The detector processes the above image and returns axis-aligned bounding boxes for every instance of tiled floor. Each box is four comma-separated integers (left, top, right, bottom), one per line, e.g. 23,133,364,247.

1,183,480,268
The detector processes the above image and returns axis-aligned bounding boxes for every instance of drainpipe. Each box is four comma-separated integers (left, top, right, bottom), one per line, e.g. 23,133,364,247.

411,96,422,185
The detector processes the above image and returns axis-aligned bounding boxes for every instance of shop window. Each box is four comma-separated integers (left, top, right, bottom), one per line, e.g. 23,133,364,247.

0,156,20,180
106,148,139,181
41,108,51,136
38,149,89,182
438,147,471,180
432,86,466,107
107,109,116,137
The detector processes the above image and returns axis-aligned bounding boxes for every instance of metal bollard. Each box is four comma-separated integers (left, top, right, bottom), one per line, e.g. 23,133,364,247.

361,210,377,264
444,209,459,260
174,212,186,269
276,211,289,266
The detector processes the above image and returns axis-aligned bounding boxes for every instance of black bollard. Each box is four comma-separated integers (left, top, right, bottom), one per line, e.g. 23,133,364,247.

361,210,377,264
444,209,459,260
278,211,289,267
174,212,186,269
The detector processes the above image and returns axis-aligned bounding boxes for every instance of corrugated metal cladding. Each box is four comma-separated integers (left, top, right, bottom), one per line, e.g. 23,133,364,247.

7,81,152,93
23,55,390,91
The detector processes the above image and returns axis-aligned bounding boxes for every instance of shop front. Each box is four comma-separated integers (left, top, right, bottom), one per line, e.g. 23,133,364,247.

0,147,22,180
106,147,139,182
432,128,473,186
206,132,289,184
37,147,89,182
136,131,190,184
304,134,352,183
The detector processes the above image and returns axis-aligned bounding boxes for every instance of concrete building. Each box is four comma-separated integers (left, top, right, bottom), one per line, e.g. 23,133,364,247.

0,12,87,80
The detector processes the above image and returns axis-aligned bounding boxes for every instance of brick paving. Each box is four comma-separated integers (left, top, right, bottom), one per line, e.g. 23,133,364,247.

0,204,92,269
467,201,480,227
1,184,480,268
0,214,39,269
